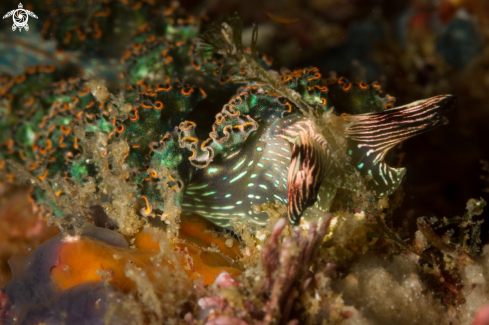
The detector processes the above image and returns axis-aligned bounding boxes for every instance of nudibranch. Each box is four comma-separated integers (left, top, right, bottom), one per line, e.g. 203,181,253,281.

179,70,455,228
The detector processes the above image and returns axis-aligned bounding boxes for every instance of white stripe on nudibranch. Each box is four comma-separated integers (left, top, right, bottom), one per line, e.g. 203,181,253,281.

187,184,209,190
207,167,219,175
233,158,246,170
229,171,248,183
211,206,235,210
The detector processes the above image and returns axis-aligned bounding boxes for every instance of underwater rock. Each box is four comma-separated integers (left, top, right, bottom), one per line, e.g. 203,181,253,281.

0,218,241,324
1,281,133,325
0,188,57,284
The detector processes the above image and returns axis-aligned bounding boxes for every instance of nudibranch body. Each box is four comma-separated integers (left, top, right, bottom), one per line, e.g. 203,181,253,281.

179,70,455,228
181,99,337,228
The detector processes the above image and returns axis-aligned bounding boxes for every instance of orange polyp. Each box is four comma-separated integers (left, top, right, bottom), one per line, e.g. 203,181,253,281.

120,152,129,165
181,87,193,96
154,101,163,110
25,66,37,74
75,27,86,41
141,102,152,109
63,32,72,44
140,196,152,215
132,1,142,10
359,81,369,89
15,74,26,83
285,102,292,113
200,88,207,98
121,51,131,64
60,125,71,135
78,87,90,97
93,27,103,39
308,73,321,81
130,109,139,121
94,7,110,17
24,97,35,107
39,170,48,180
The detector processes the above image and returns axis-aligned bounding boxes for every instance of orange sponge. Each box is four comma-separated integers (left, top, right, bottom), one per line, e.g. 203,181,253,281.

51,215,242,291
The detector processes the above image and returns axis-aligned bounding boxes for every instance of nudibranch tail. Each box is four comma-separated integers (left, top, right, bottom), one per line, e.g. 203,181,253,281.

345,94,456,197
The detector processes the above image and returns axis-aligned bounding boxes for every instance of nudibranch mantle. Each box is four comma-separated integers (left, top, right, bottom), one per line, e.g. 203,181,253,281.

183,111,336,228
